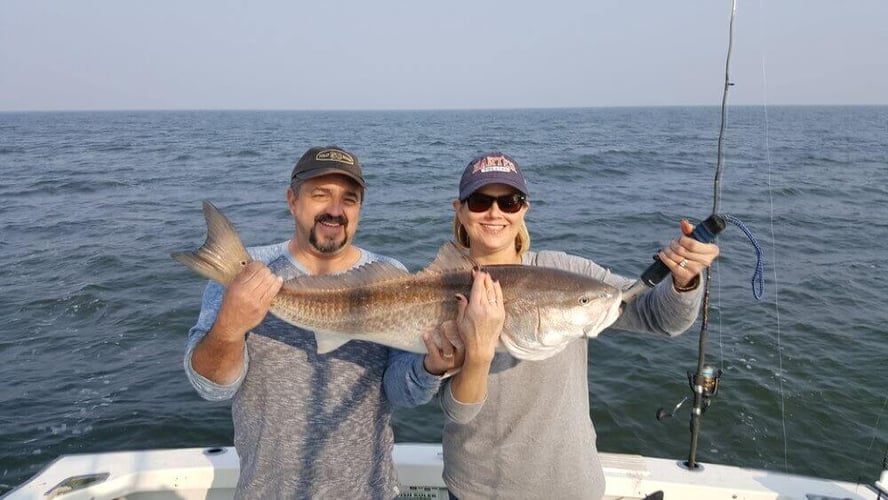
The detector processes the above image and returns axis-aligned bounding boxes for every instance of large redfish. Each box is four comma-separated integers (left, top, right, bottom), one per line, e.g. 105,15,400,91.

172,201,621,360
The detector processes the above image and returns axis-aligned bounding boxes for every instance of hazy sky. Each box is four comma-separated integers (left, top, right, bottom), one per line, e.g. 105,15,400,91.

2,1,886,111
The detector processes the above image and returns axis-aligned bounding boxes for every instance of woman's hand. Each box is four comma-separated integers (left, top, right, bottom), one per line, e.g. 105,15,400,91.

658,219,721,290
456,269,505,366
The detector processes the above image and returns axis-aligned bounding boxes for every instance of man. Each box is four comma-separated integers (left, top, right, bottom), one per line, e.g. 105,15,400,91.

184,145,459,499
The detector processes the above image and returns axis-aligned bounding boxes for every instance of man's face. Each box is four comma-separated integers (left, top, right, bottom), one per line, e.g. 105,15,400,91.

288,174,363,256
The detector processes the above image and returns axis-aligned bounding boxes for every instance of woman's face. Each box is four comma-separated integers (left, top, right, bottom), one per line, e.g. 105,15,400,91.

454,183,528,262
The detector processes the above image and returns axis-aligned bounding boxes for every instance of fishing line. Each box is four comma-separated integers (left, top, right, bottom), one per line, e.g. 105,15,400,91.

650,0,769,469
861,397,888,486
756,0,789,472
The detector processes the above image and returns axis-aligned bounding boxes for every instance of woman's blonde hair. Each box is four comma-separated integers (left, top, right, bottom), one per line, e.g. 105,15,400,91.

452,213,531,257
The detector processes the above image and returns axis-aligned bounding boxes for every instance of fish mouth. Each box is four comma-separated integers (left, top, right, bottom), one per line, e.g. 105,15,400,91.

582,295,622,338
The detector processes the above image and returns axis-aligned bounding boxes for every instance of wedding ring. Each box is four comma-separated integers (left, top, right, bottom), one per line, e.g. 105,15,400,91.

442,353,454,359
488,299,497,304
678,259,688,268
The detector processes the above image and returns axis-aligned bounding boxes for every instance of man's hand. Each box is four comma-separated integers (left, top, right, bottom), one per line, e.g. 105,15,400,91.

214,261,283,340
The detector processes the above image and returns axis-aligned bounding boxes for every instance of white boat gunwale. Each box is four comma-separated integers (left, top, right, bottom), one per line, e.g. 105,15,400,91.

5,444,884,500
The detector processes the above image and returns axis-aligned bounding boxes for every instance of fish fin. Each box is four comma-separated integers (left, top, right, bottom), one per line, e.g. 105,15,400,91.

171,201,252,286
314,332,353,354
281,260,409,292
420,241,477,274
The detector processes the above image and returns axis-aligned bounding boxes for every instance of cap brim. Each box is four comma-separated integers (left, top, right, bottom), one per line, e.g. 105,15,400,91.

292,167,367,188
459,178,527,201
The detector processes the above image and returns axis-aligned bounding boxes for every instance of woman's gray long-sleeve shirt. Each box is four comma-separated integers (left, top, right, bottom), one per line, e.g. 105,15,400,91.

440,250,704,500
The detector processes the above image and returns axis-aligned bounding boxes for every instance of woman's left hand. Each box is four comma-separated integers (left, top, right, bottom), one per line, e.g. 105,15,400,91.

658,219,721,290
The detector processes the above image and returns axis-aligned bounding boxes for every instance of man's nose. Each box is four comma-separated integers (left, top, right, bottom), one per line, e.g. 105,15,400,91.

325,198,346,216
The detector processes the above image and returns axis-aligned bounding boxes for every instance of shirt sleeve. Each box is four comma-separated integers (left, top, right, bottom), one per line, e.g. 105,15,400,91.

182,280,248,401
615,277,703,336
439,378,486,423
383,349,443,407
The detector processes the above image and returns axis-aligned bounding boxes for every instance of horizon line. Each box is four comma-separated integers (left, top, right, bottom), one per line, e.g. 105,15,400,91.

2,103,886,114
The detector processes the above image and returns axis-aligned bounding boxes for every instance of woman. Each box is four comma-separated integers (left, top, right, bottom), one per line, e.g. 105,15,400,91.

441,152,719,499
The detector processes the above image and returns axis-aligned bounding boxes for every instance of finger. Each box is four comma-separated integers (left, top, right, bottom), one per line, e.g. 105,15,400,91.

259,275,283,304
481,273,496,304
240,263,273,290
664,236,694,260
680,219,694,237
421,333,439,356
492,280,504,308
470,270,489,305
441,320,464,350
677,236,711,256
439,325,455,359
658,249,687,274
670,241,710,271
672,241,718,268
231,264,257,286
242,261,266,278
659,246,681,266
454,293,468,322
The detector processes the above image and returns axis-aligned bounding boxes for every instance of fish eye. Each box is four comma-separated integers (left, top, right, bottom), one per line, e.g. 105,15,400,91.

579,296,590,305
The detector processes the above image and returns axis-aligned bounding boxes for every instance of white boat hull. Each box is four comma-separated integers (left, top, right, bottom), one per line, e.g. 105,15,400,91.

6,444,884,500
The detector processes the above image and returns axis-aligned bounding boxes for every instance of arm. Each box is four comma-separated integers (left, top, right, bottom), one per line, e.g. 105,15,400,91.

531,220,719,337
183,281,245,401
619,219,720,335
378,253,463,407
383,350,444,407
440,271,504,423
184,262,281,399
384,321,470,408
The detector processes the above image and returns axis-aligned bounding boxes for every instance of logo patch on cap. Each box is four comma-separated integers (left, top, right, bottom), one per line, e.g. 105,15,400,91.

471,155,517,174
315,149,355,165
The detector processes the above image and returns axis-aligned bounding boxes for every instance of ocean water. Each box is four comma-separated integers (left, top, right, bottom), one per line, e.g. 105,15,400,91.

1,107,886,493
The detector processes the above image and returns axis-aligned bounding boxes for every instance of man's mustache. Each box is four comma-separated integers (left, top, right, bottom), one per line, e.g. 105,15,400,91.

315,214,348,226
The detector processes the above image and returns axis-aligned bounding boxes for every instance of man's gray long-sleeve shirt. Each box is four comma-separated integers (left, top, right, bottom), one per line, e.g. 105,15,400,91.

184,241,441,499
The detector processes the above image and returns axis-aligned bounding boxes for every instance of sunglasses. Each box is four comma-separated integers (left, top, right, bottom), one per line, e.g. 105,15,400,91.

463,192,527,214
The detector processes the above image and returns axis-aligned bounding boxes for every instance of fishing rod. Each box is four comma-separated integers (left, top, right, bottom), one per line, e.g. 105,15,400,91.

626,0,745,471
682,0,739,471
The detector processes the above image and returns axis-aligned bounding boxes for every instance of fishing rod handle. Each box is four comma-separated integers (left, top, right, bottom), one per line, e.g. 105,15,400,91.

639,214,726,287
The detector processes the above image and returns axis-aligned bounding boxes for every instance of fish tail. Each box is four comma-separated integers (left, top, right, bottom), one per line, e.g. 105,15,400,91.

171,201,252,286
